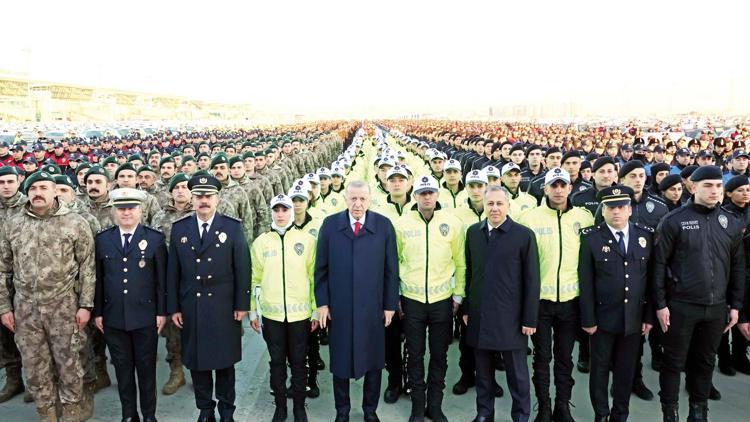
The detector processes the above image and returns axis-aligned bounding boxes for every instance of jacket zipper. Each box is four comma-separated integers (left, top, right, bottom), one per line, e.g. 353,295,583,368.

556,210,563,302
425,218,430,304
280,233,288,321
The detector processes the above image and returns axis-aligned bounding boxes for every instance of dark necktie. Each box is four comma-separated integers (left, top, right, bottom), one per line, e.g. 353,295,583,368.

353,221,362,236
616,231,626,255
123,233,131,250
201,223,209,244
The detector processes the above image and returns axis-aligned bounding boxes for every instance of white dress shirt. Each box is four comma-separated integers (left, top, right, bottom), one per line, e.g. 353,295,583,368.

348,212,366,233
197,214,216,239
119,227,136,248
607,223,629,254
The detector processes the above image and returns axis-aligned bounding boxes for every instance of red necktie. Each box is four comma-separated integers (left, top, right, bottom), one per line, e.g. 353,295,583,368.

353,221,362,236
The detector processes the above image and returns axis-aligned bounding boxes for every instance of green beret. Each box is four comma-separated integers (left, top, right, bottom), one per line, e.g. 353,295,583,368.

159,157,175,168
101,156,118,166
210,154,229,168
169,173,190,192
228,156,243,167
137,165,156,175
39,163,61,175
127,154,143,163
196,152,210,160
242,152,255,159
76,163,92,174
147,151,161,159
0,166,19,177
182,155,196,164
53,174,75,188
84,165,111,183
264,149,274,156
170,151,181,157
24,170,56,191
114,163,137,178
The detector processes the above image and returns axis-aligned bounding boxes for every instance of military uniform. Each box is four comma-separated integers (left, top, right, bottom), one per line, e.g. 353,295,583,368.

258,166,285,196
579,221,654,421
94,221,167,421
235,175,270,240
166,210,251,421
218,178,255,243
0,199,95,419
86,195,116,230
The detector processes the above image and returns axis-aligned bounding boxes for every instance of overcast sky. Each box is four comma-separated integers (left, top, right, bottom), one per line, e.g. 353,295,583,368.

2,1,749,118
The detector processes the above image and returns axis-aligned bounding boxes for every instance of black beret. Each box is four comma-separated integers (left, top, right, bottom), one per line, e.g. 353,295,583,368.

561,150,582,164
679,165,699,179
580,160,592,170
618,160,644,178
545,147,561,156
650,163,671,176
659,174,683,192
592,157,616,173
689,165,723,182
585,152,600,161
725,175,750,192
525,144,542,154
509,143,525,153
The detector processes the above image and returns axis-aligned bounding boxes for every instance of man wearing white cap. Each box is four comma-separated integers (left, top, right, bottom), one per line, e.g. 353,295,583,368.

484,166,501,186
394,175,466,422
516,168,594,422
453,170,488,231
437,159,467,209
501,163,537,218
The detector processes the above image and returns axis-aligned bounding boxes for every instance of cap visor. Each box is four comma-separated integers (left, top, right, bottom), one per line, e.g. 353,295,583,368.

601,199,631,207
544,177,570,186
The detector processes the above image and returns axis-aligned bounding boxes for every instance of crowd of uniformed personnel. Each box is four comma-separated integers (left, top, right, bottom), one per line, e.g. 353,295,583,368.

0,119,749,422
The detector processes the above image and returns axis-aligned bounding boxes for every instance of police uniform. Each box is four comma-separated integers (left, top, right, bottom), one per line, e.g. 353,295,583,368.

578,187,654,422
166,175,251,422
94,188,167,422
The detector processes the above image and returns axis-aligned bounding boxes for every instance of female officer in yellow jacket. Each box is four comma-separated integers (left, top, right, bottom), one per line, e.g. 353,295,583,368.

250,194,317,422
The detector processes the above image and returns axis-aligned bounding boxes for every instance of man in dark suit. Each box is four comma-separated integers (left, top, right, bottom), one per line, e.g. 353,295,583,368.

166,175,250,422
94,188,168,422
578,186,654,422
315,180,400,422
464,185,540,422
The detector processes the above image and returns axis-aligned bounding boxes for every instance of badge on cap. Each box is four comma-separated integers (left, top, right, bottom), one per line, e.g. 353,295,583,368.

219,232,227,243
639,237,647,248
199,177,207,184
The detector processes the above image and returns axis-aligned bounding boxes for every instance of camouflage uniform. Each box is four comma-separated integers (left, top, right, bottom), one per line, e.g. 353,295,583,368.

248,173,275,207
257,166,285,196
150,200,193,394
140,191,162,225
68,198,101,386
0,192,26,378
152,178,172,209
84,195,116,230
235,175,270,240
0,200,95,413
217,178,255,243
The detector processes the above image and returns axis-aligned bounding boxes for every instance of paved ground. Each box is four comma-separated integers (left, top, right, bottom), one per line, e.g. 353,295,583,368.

2,330,749,421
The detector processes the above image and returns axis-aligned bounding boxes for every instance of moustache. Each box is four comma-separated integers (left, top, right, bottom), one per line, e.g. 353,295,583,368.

32,196,44,201
89,189,100,194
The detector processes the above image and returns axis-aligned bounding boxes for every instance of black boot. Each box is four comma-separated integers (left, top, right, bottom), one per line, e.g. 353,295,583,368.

661,403,678,422
306,371,319,399
292,404,307,422
272,401,287,422
383,381,402,404
534,397,552,422
687,401,708,422
493,380,504,398
551,400,574,422
451,376,475,395
408,398,425,422
632,379,654,401
424,406,448,422
709,385,721,401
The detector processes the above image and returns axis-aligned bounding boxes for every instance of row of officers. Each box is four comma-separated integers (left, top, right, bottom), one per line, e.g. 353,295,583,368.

1,134,748,422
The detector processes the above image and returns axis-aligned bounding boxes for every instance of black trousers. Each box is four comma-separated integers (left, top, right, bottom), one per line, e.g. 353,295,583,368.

457,313,476,381
333,369,382,415
103,325,158,418
476,348,530,421
190,366,236,419
262,318,309,405
589,330,640,421
384,313,403,389
658,301,726,405
531,299,579,403
403,297,452,407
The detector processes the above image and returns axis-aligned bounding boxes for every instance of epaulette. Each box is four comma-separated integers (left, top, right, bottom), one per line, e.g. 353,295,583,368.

646,195,668,207
173,214,192,223
634,222,655,233
223,215,242,223
143,225,163,234
580,224,601,236
95,225,117,237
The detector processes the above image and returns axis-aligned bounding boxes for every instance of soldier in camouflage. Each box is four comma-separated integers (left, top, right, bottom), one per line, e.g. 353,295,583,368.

0,171,96,422
114,163,162,225
150,173,192,396
208,156,255,242
153,157,177,208
229,156,270,240
255,151,285,196
0,166,26,404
